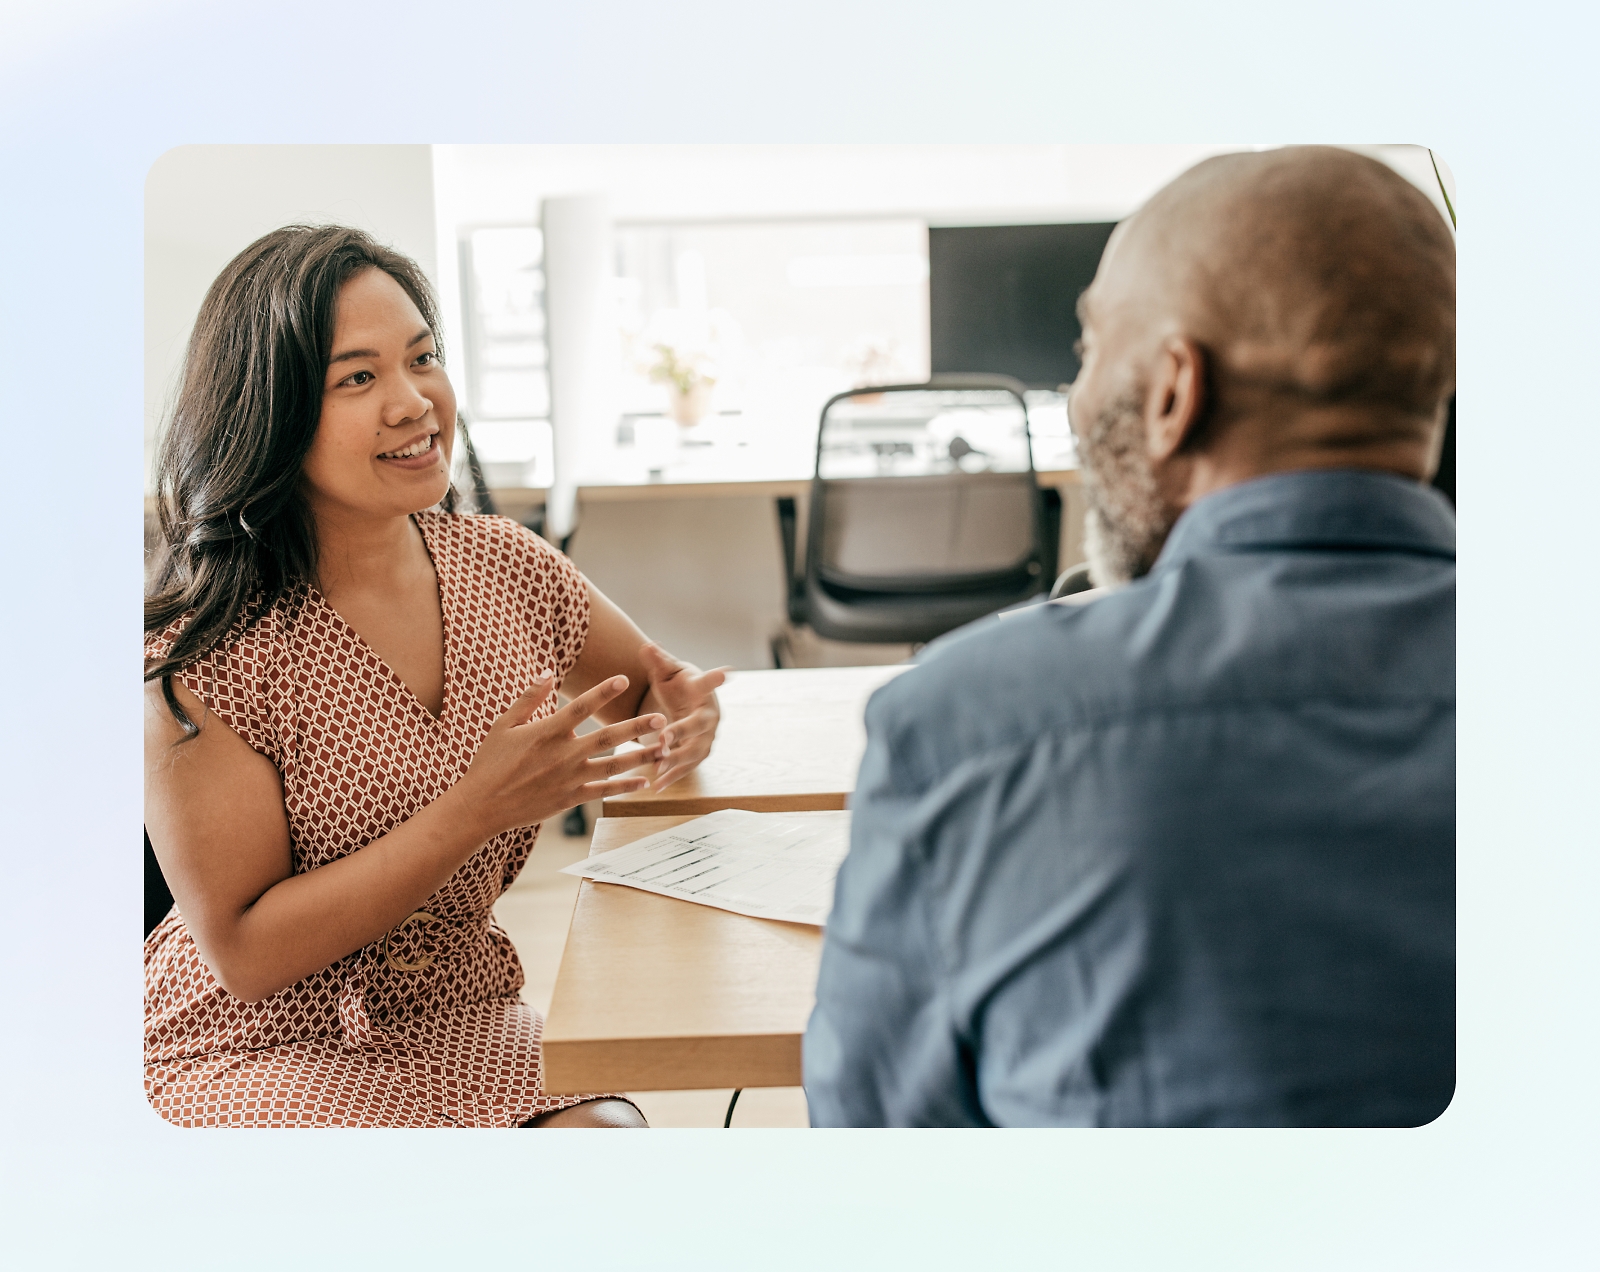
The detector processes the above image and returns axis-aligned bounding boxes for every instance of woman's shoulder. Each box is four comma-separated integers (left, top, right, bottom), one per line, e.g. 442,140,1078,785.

417,511,568,575
418,512,588,652
144,592,294,673
145,593,298,765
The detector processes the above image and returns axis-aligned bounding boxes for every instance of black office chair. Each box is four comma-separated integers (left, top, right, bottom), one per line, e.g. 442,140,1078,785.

776,376,1058,650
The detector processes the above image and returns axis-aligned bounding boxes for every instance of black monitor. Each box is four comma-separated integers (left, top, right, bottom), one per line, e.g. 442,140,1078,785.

929,222,1118,389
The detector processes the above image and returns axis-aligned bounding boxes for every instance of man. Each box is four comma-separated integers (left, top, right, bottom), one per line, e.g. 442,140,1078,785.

803,146,1455,1127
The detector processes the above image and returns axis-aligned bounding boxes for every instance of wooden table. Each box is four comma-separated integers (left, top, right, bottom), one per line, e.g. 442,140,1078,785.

541,812,837,1093
602,664,910,817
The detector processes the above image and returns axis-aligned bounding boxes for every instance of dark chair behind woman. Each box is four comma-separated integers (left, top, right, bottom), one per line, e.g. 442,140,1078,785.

145,830,174,939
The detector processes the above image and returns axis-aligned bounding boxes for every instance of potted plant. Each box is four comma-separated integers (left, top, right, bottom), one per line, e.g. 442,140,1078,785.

648,342,718,428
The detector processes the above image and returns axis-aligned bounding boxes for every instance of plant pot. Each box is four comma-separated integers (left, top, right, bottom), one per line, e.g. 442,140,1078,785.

668,382,714,428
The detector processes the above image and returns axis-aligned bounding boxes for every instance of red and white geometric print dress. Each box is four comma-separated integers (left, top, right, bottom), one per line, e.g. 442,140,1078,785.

144,513,611,1127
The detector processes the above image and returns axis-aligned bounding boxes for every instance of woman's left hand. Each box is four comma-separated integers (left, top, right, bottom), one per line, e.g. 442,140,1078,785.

637,642,730,789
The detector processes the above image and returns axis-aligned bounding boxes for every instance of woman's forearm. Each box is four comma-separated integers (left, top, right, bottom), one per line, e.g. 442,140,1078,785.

207,785,498,1003
164,671,663,1004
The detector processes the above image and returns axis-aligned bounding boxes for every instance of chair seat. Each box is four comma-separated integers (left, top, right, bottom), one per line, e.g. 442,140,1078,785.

804,574,1041,644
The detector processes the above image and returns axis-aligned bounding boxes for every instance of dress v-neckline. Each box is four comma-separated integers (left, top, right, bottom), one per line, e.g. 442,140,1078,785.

307,515,451,725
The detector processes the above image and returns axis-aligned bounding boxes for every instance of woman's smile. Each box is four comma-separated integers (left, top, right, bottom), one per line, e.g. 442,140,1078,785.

378,431,441,469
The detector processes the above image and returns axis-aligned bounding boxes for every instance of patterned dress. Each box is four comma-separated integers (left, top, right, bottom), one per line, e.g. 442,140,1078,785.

145,513,610,1127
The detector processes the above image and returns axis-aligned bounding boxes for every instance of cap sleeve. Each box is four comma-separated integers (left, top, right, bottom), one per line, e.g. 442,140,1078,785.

513,522,591,682
145,610,286,769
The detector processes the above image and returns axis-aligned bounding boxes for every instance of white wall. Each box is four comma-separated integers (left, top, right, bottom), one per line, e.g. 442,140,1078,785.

144,144,437,492
431,143,1246,229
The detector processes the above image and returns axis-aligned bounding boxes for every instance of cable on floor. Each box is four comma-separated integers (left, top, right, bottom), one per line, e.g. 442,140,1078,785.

724,1088,742,1128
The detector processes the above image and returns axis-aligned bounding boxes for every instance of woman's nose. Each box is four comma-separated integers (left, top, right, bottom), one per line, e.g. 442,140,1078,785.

383,380,433,429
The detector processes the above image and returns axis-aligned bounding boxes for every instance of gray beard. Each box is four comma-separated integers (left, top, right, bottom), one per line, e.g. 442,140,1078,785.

1076,390,1177,587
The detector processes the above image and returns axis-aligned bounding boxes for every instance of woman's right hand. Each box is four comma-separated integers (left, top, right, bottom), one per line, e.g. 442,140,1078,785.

453,672,665,839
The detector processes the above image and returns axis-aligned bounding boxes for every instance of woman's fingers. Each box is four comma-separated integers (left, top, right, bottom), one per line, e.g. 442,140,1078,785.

556,675,632,729
588,713,667,754
585,748,662,779
656,663,728,703
578,774,652,801
659,732,716,771
640,644,729,699
638,641,684,678
652,759,699,790
655,717,716,782
503,672,557,727
660,702,719,752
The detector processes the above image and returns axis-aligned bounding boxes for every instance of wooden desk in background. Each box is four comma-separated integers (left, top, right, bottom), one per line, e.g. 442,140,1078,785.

486,464,1080,524
602,664,910,818
541,812,836,1093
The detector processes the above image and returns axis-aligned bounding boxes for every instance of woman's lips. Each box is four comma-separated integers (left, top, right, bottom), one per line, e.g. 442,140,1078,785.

378,434,441,470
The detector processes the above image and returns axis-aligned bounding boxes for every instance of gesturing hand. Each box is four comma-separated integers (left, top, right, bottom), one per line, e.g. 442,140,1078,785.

456,672,665,838
638,642,730,789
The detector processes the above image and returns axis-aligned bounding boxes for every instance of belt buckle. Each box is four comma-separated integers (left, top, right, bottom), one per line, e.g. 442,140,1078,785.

383,909,442,972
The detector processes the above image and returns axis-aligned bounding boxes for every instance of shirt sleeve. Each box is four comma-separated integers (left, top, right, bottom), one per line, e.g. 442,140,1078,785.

802,680,990,1127
146,613,285,768
509,520,591,684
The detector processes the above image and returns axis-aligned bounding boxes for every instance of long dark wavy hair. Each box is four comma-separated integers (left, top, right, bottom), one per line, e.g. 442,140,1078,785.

145,225,454,735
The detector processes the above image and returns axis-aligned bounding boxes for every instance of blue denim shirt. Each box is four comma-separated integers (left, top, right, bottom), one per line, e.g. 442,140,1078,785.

803,470,1455,1127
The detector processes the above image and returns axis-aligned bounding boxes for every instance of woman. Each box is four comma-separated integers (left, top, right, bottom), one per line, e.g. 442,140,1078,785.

144,225,726,1127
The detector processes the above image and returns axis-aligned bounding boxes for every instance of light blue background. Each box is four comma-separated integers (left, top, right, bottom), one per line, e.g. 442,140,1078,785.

1,1,1593,1266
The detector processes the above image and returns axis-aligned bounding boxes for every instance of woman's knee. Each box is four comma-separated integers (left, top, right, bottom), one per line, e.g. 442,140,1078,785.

524,1098,647,1128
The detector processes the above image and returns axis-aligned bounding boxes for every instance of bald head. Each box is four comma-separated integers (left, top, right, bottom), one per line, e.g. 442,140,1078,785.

1069,146,1456,585
1094,146,1455,434
1124,147,1453,415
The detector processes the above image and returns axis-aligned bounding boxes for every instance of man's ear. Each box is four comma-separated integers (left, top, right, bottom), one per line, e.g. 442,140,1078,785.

1143,336,1207,462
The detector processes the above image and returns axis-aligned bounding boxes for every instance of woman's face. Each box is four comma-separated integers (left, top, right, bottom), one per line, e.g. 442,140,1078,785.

301,267,457,523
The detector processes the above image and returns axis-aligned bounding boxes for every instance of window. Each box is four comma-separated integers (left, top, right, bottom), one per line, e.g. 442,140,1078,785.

613,217,931,439
458,226,553,485
458,217,934,485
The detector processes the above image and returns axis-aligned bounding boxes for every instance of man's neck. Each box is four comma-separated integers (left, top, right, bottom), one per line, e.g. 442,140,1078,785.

1168,409,1438,513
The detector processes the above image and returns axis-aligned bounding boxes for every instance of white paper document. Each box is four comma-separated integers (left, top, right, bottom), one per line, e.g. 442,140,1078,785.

560,808,852,926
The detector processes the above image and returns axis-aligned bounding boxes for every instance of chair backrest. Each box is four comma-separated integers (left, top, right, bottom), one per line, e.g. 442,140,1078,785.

806,378,1045,597
814,470,1040,593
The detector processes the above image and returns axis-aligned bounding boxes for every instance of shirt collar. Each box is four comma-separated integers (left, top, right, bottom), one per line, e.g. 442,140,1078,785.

1150,469,1456,575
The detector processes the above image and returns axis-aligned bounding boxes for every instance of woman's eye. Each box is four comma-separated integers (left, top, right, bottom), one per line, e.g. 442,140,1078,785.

414,350,439,367
344,370,374,386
